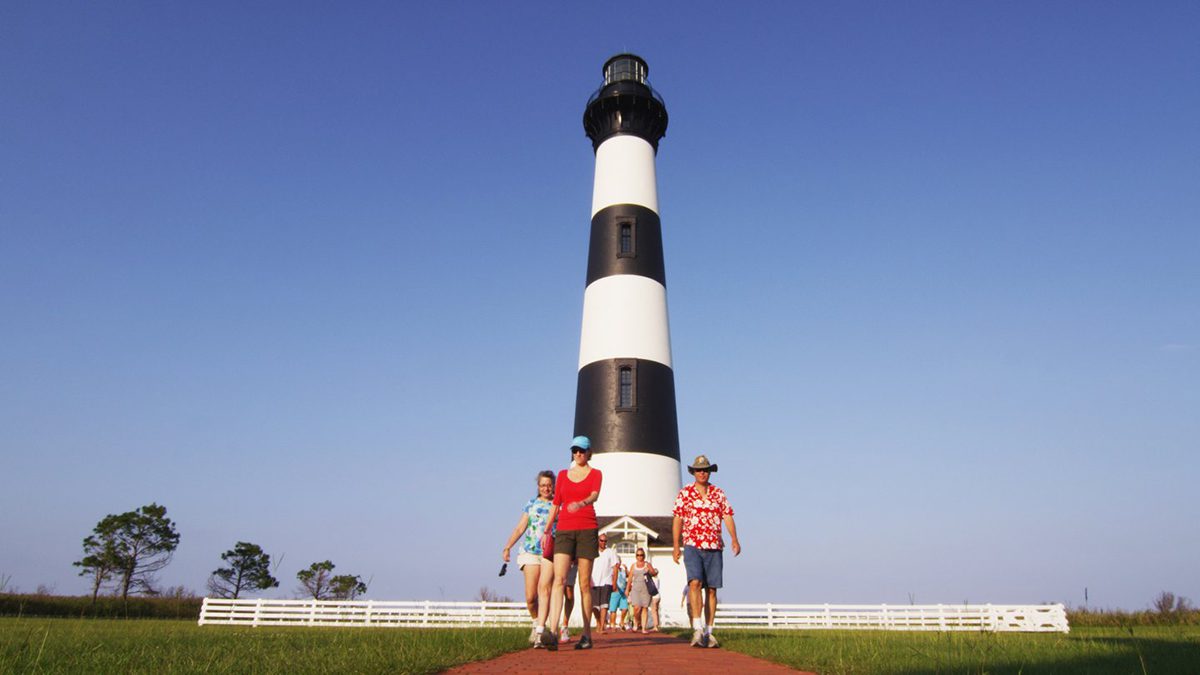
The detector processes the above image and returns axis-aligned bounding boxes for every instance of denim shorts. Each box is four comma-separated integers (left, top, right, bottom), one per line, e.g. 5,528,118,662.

683,546,724,589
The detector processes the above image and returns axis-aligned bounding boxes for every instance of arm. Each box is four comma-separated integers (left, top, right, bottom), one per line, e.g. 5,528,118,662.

672,516,683,564
724,514,741,556
567,490,600,513
501,514,530,562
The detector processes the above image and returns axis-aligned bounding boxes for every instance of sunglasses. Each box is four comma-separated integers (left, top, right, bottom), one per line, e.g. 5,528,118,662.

572,448,590,454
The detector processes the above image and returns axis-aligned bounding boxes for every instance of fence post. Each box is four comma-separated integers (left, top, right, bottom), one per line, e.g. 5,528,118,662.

423,600,431,626
824,603,831,629
252,598,262,628
480,600,487,625
365,600,373,626
766,603,774,629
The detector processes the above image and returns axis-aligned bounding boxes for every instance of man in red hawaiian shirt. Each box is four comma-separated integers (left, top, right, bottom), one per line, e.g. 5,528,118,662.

672,454,741,648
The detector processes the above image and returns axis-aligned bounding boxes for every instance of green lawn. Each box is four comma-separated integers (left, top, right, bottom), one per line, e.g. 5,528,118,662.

0,618,527,674
4,618,1198,674
703,626,1200,674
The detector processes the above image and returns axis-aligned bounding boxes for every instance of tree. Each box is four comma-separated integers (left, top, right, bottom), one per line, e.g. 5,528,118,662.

1153,591,1177,615
476,586,513,602
297,560,336,599
73,534,121,603
296,560,367,600
77,503,181,601
207,541,280,599
1153,590,1194,616
329,574,368,600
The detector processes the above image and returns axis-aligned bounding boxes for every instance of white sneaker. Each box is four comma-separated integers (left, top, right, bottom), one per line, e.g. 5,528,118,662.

529,627,538,644
691,628,704,647
560,627,570,643
707,632,719,648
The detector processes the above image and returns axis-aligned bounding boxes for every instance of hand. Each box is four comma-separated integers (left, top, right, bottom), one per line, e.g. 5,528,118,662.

731,540,741,556
672,547,681,564
566,501,581,513
502,548,510,563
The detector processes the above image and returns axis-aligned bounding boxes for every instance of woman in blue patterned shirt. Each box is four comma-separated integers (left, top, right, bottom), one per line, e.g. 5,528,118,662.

502,470,556,646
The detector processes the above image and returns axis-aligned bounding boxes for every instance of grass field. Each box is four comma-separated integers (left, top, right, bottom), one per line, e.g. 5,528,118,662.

708,626,1200,674
4,618,1199,674
0,618,527,674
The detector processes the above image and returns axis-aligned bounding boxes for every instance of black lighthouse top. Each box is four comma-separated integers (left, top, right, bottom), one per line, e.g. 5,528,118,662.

583,54,669,153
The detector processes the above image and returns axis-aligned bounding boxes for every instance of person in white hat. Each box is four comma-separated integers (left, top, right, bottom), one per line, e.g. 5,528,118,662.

672,454,741,649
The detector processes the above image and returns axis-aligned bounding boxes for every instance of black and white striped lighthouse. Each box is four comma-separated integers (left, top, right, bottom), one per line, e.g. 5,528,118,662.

574,54,680,517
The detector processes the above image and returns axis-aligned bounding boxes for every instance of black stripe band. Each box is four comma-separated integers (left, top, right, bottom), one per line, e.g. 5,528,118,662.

573,359,680,461
586,204,666,287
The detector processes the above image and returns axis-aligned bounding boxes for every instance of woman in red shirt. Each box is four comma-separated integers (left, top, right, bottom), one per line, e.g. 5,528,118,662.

541,435,602,651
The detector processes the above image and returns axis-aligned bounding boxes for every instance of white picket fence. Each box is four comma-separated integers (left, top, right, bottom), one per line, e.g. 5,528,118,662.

199,598,1068,632
716,603,1069,632
199,598,531,628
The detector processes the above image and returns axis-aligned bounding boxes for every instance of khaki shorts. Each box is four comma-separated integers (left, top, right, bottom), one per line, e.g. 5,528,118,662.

554,528,599,560
517,552,547,571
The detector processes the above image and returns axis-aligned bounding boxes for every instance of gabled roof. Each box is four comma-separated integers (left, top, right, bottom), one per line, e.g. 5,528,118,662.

598,515,675,547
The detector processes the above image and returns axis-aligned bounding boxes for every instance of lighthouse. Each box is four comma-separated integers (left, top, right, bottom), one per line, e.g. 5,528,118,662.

574,54,680,519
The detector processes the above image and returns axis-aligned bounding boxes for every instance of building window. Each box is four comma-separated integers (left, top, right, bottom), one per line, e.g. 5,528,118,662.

617,219,636,258
616,360,636,411
615,541,637,555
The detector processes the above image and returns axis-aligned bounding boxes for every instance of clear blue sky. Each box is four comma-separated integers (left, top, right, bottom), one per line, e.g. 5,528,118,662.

2,2,1196,610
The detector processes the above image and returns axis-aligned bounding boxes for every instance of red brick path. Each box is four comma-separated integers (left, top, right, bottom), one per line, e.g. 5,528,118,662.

444,628,812,674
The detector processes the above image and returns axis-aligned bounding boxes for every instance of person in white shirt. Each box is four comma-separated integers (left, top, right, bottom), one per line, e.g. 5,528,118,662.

590,533,619,632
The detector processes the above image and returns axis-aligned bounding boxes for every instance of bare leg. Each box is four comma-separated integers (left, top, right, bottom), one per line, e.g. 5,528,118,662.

705,588,718,627
521,563,539,620
547,553,572,633
576,557,594,637
535,559,553,628
688,579,705,626
650,597,660,630
562,582,574,635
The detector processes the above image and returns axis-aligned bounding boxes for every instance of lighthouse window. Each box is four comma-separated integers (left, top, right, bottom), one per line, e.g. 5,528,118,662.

617,220,636,258
617,361,637,411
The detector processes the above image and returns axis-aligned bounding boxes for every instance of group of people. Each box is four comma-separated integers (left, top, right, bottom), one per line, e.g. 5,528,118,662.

500,435,741,652
591,536,662,633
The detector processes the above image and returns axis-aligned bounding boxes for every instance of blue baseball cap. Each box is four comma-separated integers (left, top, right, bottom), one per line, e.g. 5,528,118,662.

570,435,591,451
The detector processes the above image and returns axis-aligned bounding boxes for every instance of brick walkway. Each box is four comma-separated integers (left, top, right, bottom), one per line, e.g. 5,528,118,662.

444,629,811,674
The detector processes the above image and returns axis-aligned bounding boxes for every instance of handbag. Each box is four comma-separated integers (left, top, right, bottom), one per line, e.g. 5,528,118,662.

645,575,658,596
540,531,554,560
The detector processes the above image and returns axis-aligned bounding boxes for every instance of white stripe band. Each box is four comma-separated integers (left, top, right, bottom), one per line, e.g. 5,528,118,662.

578,275,672,369
591,135,659,217
591,452,682,517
